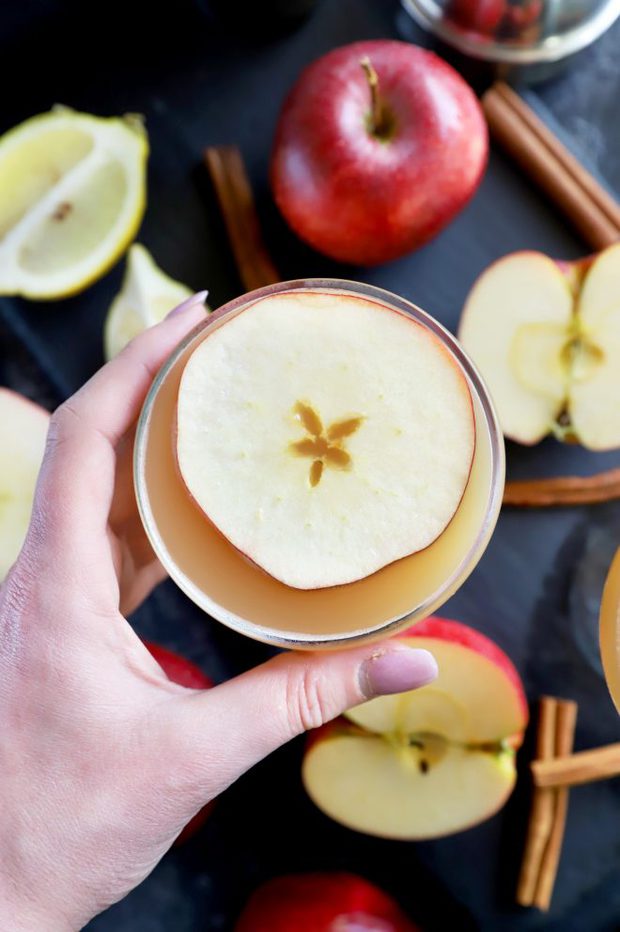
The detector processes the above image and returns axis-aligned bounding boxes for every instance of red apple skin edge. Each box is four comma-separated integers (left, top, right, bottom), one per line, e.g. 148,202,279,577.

402,616,529,740
144,642,215,843
235,872,419,932
270,40,488,266
307,616,528,750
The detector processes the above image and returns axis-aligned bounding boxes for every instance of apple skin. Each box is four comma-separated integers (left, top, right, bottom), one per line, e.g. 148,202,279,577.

145,641,213,691
235,873,419,932
270,40,488,266
448,0,506,34
400,615,528,736
144,641,215,843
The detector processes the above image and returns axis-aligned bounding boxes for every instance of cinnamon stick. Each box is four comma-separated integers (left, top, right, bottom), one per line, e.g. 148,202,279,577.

482,83,620,251
533,700,577,911
503,468,620,507
532,741,620,789
516,697,558,906
204,145,280,293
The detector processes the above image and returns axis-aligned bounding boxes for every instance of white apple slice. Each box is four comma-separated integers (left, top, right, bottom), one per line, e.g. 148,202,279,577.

0,389,49,580
569,244,620,450
176,291,475,590
458,251,573,444
303,729,516,840
302,618,528,839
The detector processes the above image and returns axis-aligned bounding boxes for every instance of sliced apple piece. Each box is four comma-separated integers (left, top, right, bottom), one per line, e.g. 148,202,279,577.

303,728,517,840
302,617,528,840
459,244,620,451
569,243,620,450
458,251,573,445
0,389,49,581
176,291,475,590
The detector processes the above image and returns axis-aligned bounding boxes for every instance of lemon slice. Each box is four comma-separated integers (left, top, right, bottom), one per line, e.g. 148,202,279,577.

104,244,196,358
0,107,148,299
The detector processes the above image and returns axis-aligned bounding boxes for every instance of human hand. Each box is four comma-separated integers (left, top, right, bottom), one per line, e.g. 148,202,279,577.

0,293,438,931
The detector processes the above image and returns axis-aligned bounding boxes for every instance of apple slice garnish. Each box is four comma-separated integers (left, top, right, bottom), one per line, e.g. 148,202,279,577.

0,388,49,581
235,872,419,932
458,243,620,450
176,290,475,590
302,617,528,840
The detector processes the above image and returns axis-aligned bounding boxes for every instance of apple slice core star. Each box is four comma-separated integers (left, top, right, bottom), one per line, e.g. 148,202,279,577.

176,291,475,590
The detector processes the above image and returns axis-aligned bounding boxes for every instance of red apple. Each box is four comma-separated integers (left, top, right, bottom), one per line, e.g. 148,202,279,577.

235,873,419,932
144,641,215,842
270,40,488,266
303,617,528,840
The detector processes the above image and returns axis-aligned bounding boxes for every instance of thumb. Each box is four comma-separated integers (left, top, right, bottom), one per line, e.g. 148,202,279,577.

167,642,438,797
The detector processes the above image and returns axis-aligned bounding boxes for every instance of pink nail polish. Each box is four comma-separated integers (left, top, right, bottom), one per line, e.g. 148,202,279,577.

361,648,438,698
166,290,209,319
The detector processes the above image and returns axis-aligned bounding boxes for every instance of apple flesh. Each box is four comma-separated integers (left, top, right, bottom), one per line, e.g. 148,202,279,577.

176,290,475,590
235,873,419,932
458,243,620,450
302,617,528,840
0,389,49,581
144,641,215,843
270,40,488,266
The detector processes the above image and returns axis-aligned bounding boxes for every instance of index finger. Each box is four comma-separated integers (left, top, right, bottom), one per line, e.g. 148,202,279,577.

34,293,208,556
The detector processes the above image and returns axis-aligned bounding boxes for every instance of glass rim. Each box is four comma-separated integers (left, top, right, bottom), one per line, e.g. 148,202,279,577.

134,278,505,649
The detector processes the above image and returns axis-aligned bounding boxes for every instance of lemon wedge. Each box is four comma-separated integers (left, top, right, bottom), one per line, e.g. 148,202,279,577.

0,107,148,299
104,244,196,358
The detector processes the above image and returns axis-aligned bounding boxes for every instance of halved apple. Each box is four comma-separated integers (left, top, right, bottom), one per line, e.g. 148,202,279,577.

176,291,475,590
458,244,620,449
0,389,49,581
302,617,528,840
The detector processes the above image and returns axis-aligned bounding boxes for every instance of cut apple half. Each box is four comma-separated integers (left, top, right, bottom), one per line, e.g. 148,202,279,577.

176,291,475,590
302,617,528,839
0,389,49,581
458,244,620,450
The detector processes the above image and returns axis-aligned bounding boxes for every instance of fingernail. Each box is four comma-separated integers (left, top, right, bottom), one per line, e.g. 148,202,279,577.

166,290,209,319
360,648,438,699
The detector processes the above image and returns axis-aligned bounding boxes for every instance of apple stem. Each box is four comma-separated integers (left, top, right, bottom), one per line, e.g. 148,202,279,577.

360,56,390,139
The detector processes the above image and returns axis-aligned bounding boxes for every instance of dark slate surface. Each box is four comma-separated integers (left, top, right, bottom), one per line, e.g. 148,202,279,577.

1,1,620,929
